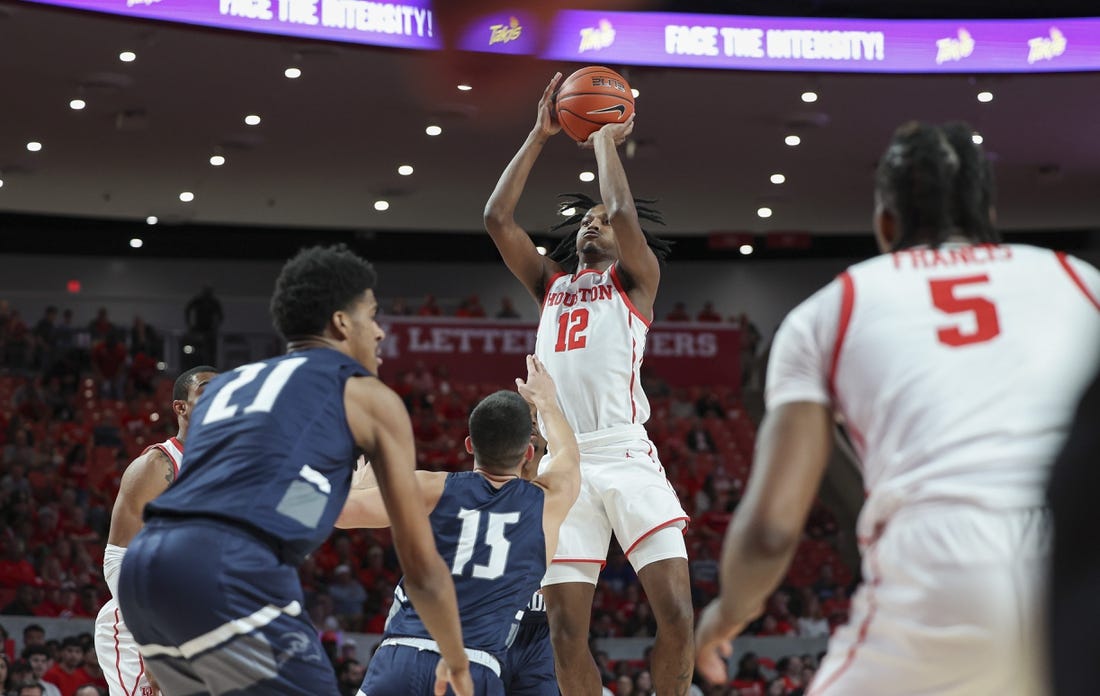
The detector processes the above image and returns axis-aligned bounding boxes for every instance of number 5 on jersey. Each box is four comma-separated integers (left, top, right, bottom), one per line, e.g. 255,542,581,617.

555,308,589,352
929,275,1001,347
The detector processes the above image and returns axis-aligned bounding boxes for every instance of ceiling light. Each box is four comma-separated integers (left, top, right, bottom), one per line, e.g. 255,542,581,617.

209,155,226,166
397,165,414,176
425,125,442,136
129,238,143,249
801,91,818,103
977,91,993,103
374,200,390,211
119,51,136,63
69,99,86,110
757,207,773,218
145,216,158,225
457,84,472,91
631,88,640,98
0,179,4,189
784,135,801,147
536,246,547,255
182,345,194,355
770,173,786,185
560,207,576,217
971,133,984,145
739,244,754,255
284,67,302,79
579,171,595,182
26,141,42,152
244,114,262,126
179,191,194,202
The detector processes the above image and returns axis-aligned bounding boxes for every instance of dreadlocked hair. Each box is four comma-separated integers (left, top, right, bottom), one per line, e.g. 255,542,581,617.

546,192,673,273
940,121,999,245
875,121,999,251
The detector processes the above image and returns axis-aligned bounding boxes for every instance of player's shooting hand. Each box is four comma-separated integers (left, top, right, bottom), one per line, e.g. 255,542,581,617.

434,657,474,696
694,599,758,684
581,113,635,149
535,72,563,140
515,355,557,409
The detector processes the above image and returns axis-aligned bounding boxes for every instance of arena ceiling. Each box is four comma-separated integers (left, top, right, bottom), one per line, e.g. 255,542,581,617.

0,0,1098,242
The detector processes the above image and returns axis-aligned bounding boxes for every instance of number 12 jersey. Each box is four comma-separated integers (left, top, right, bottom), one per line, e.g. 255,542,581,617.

535,265,651,435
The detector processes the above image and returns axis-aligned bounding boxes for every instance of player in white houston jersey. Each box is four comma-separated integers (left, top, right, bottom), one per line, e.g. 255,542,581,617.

485,72,694,695
534,266,650,434
696,122,1100,695
94,366,216,696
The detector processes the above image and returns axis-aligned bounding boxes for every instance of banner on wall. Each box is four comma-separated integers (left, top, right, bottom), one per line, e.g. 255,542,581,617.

376,317,741,390
22,0,1100,73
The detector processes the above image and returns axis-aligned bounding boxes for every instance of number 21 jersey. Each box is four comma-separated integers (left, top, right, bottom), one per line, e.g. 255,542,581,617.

766,244,1100,541
535,265,651,435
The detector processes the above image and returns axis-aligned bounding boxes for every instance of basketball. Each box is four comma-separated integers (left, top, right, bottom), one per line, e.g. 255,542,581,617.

553,66,635,143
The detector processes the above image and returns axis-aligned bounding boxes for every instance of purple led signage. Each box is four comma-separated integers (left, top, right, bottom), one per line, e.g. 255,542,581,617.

19,1,1100,72
22,0,441,51
544,10,1100,73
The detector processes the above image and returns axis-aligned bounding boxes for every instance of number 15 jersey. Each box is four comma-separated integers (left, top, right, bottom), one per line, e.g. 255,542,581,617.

767,243,1100,542
535,265,651,435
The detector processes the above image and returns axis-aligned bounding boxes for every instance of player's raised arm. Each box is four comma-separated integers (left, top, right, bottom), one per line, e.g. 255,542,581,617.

336,468,447,529
587,116,660,309
484,73,565,302
694,401,833,684
345,377,472,696
519,356,581,566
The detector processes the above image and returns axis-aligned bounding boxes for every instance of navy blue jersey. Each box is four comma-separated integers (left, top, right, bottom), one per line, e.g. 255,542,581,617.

147,348,368,564
385,472,546,655
518,590,547,626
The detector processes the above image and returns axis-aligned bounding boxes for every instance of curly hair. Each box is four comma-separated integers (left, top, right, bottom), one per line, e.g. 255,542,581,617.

270,244,378,340
547,193,672,273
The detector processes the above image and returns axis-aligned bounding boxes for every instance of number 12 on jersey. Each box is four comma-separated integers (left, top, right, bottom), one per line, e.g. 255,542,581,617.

555,308,589,352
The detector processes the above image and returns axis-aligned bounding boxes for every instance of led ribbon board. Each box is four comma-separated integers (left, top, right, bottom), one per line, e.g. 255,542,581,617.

20,1,1100,72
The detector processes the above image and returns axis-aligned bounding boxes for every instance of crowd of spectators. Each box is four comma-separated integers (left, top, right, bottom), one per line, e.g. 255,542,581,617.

0,299,854,695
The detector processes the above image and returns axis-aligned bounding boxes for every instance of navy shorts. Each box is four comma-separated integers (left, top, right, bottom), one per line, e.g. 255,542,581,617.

502,621,558,696
362,642,504,696
118,517,338,696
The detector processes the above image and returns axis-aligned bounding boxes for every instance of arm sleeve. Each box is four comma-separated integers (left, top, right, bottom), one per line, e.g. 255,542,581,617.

103,543,126,599
764,280,842,411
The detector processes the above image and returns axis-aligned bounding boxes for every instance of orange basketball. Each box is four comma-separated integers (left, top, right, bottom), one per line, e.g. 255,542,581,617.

553,66,635,143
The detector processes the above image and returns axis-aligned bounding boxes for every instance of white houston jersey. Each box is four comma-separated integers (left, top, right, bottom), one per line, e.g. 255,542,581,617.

766,243,1100,541
143,436,183,478
534,265,651,435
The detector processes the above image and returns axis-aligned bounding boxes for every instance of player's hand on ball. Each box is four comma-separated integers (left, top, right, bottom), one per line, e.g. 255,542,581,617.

582,113,635,149
434,657,474,696
694,599,753,684
516,355,557,409
535,72,563,140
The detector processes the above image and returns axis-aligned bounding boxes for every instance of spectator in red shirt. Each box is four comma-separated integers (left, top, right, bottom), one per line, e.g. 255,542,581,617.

665,301,690,322
87,308,113,342
730,652,766,695
41,637,91,696
454,295,486,318
0,541,36,589
416,294,442,317
357,545,396,589
696,301,722,322
1,584,37,615
90,332,126,400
